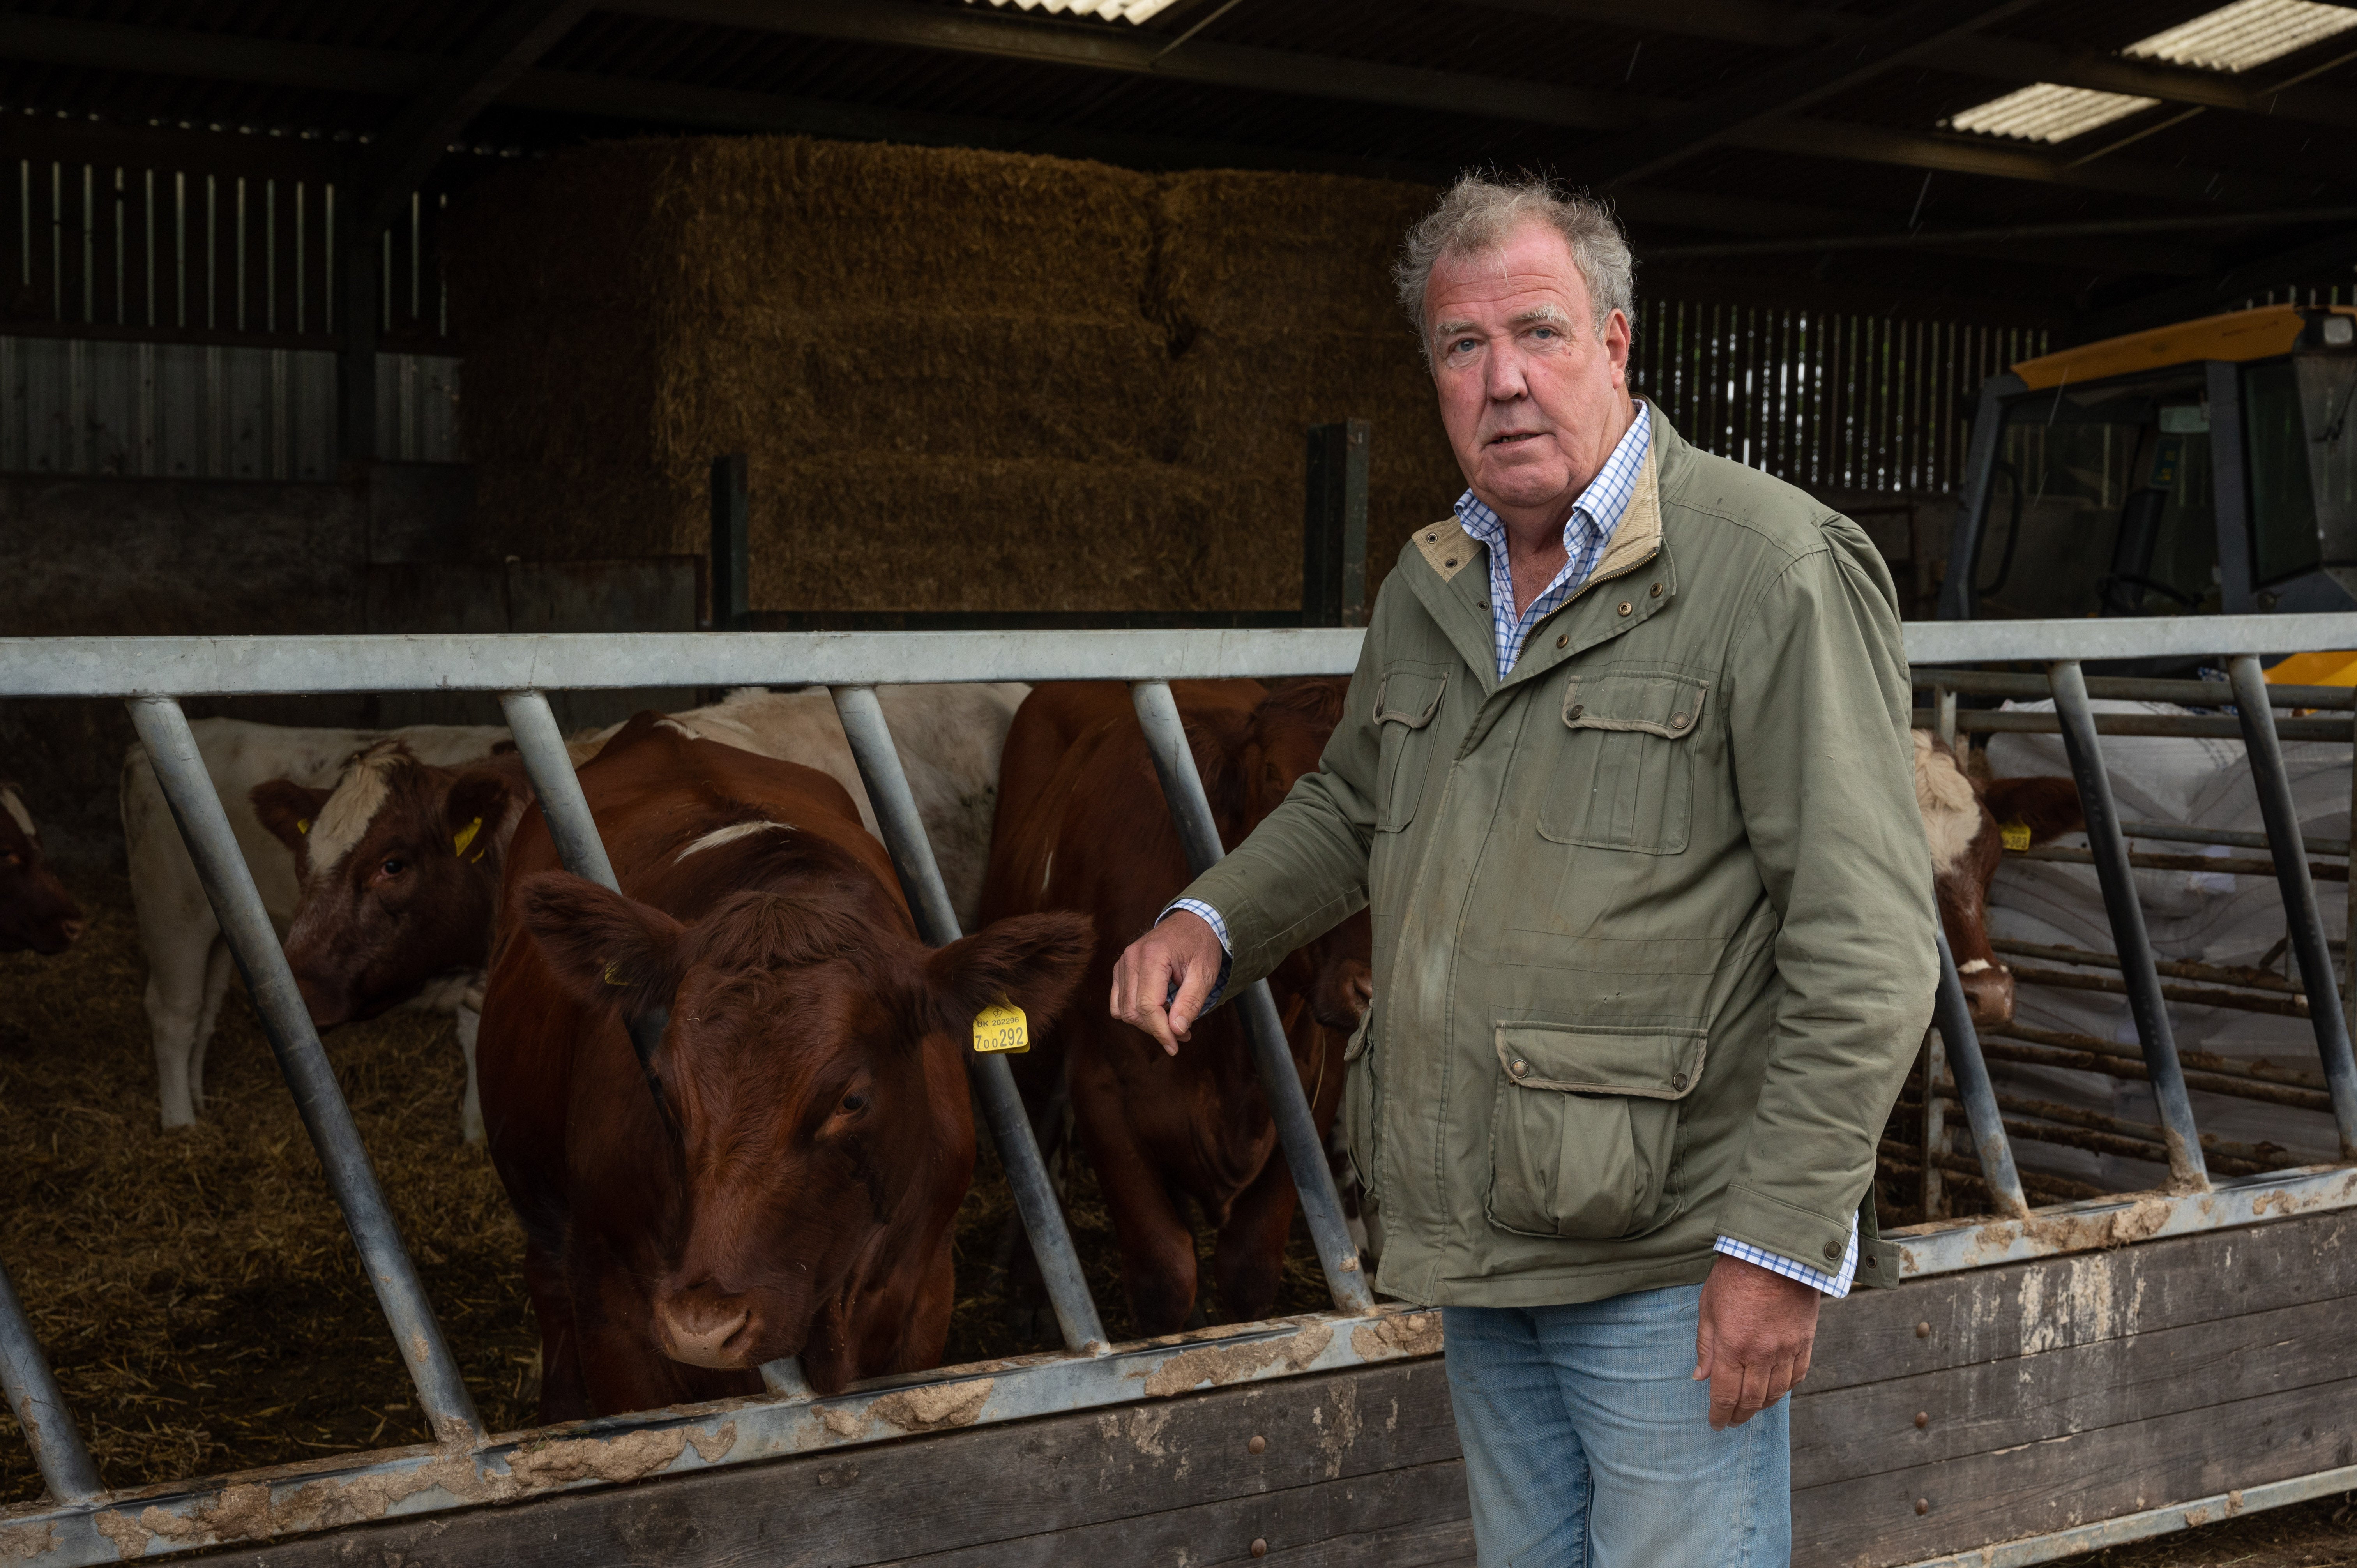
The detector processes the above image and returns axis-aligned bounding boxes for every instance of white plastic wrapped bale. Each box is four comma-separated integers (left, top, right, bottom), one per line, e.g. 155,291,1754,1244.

1980,697,2345,1186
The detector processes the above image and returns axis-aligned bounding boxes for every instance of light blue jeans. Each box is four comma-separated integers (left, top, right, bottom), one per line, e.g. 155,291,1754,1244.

1444,1284,1790,1568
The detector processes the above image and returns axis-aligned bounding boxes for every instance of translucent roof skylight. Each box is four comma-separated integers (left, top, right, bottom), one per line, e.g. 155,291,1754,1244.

1943,0,2357,143
2125,0,2357,73
1945,82,2161,142
964,0,1184,21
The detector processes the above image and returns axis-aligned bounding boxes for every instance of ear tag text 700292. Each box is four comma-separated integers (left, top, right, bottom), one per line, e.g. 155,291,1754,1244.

972,999,1029,1055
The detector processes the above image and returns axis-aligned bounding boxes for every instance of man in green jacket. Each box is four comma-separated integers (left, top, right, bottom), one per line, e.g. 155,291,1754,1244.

1112,175,1936,1566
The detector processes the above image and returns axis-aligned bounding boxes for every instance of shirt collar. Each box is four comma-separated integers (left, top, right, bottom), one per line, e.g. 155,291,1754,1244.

1453,401,1652,558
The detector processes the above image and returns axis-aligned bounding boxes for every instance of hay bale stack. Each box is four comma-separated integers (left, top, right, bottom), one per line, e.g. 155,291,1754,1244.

452,139,1465,611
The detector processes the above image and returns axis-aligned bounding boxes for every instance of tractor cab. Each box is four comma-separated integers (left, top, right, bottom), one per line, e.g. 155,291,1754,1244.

1940,304,2357,623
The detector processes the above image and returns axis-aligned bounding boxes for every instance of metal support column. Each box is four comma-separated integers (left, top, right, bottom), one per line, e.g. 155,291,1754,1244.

2046,662,2211,1189
126,697,484,1443
1128,680,1376,1314
831,687,1110,1353
2227,656,2357,1157
1932,930,2031,1218
1303,420,1370,628
0,1254,101,1504
709,452,749,632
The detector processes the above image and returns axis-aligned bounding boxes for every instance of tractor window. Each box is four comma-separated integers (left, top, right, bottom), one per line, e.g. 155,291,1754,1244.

2247,359,2320,585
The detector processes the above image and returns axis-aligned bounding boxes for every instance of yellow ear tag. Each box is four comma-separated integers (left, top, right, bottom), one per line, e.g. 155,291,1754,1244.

296,818,310,835
603,961,627,987
2000,820,2032,853
452,816,484,860
972,999,1029,1055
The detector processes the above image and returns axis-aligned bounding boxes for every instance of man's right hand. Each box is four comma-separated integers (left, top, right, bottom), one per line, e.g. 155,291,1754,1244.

1110,910,1225,1056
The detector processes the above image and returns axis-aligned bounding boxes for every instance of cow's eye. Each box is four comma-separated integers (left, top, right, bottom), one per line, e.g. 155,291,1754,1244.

0,851,18,868
380,857,407,878
840,1092,868,1114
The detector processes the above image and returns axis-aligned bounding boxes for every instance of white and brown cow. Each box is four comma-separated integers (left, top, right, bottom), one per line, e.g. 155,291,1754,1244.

1912,729,2083,1026
251,685,1028,1142
122,719,509,1130
1,784,85,955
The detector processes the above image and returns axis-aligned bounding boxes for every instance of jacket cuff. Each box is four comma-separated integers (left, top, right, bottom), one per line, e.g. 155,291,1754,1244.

1714,1226,1857,1298
1714,1184,1859,1284
1156,899,1233,1009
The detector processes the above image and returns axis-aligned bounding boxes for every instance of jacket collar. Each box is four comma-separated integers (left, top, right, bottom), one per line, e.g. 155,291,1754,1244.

1403,401,1686,698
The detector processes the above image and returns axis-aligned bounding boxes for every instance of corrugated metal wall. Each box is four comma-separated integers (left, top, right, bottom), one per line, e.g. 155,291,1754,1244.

0,337,459,478
1633,300,2050,496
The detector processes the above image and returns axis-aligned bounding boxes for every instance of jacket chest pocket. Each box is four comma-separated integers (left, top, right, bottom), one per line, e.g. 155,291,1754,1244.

1485,1024,1703,1241
1372,662,1449,834
1535,670,1708,854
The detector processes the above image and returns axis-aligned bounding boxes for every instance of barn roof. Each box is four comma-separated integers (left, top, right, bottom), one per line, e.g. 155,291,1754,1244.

4,0,2353,339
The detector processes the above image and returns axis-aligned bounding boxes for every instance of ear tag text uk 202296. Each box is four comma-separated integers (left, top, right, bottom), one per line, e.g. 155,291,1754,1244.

972,1000,1029,1055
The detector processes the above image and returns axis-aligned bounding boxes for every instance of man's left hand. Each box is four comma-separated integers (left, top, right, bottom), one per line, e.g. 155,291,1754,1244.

1693,1253,1821,1431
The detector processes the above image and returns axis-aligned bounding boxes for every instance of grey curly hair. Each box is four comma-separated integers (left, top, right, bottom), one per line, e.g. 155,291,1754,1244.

1394,173,1635,365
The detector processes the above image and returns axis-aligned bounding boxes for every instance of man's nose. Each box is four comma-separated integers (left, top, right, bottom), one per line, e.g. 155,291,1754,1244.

1483,343,1528,400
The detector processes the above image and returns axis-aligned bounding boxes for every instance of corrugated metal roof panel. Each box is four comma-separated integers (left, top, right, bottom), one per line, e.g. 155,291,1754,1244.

2125,0,2357,71
1942,80,2158,141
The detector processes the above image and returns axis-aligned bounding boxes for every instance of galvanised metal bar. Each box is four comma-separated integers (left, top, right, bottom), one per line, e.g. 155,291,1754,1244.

125,697,485,1443
1911,708,2356,741
1931,929,2030,1219
1910,665,2357,710
2228,656,2357,1158
497,689,622,889
1921,1028,1945,1220
15,612,2357,697
1901,1459,2357,1568
1127,680,1376,1315
830,685,1109,1354
0,1253,102,1504
2044,662,2210,1191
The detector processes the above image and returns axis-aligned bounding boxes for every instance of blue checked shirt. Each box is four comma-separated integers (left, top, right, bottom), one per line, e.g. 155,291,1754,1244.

1169,403,1857,1297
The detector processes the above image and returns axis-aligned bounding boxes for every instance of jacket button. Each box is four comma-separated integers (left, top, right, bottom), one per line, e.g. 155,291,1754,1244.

1445,557,1458,568
1567,703,1585,719
1672,1072,1687,1089
1510,1060,1528,1077
1555,634,1568,649
1671,713,1689,729
1824,1241,1842,1261
1650,583,1663,597
1617,601,1633,616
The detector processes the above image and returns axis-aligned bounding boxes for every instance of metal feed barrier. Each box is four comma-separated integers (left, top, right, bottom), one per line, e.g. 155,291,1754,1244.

0,613,2354,1566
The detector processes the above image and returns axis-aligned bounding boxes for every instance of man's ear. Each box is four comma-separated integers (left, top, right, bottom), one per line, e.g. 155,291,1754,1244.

1984,776,2085,846
929,911,1096,1036
250,780,333,867
516,871,686,1020
444,754,535,865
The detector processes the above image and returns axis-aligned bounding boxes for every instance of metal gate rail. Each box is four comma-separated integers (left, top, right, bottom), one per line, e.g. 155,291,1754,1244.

0,614,2353,1564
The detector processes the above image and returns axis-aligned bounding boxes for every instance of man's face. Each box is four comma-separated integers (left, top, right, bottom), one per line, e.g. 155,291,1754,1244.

1425,221,1632,521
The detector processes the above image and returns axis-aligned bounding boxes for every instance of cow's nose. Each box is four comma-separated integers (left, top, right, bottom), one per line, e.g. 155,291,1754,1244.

55,917,85,947
656,1290,756,1368
1957,961,2015,1029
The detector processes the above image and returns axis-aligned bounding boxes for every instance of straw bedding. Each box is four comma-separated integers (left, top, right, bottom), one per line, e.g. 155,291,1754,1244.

451,139,1468,609
0,868,1329,1506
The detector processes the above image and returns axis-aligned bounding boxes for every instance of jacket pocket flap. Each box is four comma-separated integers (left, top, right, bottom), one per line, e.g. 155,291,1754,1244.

1494,1024,1705,1100
1562,671,1708,739
1374,664,1449,729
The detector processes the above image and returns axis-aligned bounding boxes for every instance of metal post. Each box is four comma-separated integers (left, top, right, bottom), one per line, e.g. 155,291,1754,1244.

1934,684,1958,752
2228,656,2357,1157
830,686,1110,1353
709,452,749,632
1128,680,1376,1313
0,1254,101,1504
1921,1028,1945,1221
2046,662,2211,1190
1303,420,1369,628
1931,930,2031,1218
125,697,484,1443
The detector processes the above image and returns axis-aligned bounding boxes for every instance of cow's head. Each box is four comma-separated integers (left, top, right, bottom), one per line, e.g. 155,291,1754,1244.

1224,678,1373,1032
0,785,84,955
1914,731,2083,1028
517,862,1092,1393
252,743,533,1026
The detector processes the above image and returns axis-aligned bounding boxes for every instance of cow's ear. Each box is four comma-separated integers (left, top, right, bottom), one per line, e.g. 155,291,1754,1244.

928,911,1096,1037
251,780,333,864
516,872,686,1019
444,754,535,865
1983,777,2085,845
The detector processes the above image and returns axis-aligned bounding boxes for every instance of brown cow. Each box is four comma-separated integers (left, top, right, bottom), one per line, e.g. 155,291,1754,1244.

1,784,85,955
480,714,1092,1418
1912,730,2083,1026
980,679,1371,1336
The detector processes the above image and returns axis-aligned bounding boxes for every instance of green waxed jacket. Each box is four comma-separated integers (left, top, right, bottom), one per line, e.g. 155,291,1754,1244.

1178,407,1936,1306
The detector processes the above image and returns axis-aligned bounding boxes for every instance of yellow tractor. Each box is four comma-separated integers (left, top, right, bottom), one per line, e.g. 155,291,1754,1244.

1941,304,2357,628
